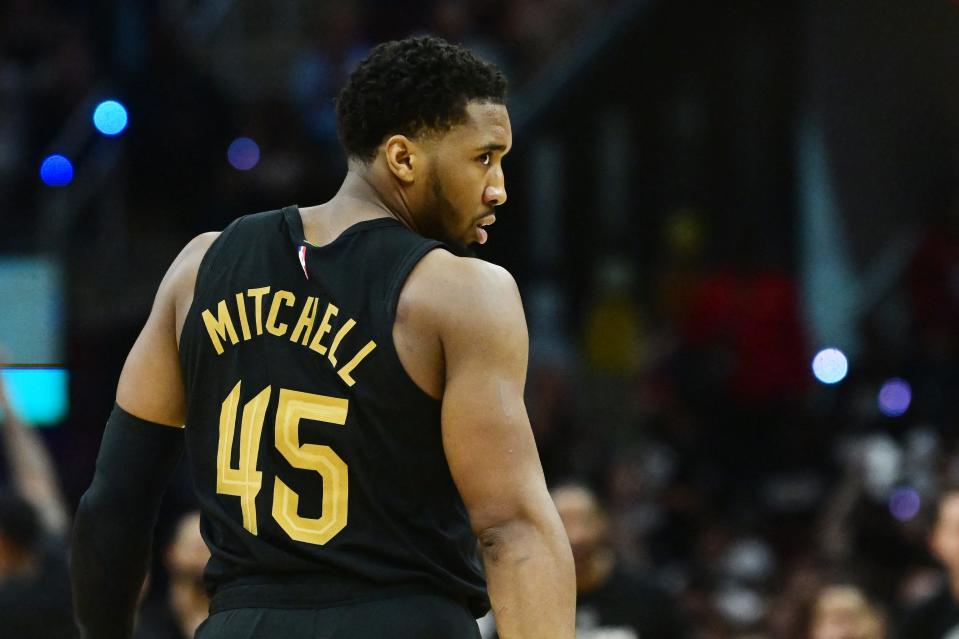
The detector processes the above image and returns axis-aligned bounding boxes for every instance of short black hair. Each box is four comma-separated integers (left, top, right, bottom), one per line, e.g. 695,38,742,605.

335,35,507,162
0,488,40,551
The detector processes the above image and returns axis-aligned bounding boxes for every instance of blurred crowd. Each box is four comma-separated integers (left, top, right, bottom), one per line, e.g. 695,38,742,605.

3,1,959,638
0,0,619,248
517,189,959,637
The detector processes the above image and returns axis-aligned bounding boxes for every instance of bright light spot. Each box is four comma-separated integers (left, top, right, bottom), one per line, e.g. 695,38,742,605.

0,368,69,426
878,378,912,417
39,154,74,187
93,100,128,136
812,348,848,384
227,137,260,171
889,487,921,522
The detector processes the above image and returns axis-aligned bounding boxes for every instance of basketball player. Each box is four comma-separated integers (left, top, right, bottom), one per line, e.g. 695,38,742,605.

71,36,575,639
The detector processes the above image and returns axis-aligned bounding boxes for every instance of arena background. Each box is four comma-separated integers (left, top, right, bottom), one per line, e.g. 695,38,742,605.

2,0,959,637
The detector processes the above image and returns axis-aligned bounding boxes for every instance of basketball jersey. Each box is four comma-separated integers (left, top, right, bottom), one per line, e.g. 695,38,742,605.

178,206,488,616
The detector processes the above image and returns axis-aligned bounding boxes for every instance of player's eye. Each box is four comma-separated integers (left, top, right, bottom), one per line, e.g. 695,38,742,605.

478,153,491,166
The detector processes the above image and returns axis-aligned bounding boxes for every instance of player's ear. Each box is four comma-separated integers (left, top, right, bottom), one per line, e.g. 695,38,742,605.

384,135,418,184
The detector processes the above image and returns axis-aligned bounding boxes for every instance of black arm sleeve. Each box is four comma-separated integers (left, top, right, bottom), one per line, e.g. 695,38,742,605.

70,404,184,639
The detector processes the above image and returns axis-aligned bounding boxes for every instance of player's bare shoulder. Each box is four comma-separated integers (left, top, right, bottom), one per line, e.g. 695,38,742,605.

164,232,221,340
401,248,524,331
393,248,526,399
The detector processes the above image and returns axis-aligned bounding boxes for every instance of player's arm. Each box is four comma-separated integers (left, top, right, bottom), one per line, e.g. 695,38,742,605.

431,255,575,639
71,233,216,639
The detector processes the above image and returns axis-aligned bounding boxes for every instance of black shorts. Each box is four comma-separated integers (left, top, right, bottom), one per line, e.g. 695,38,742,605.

195,594,482,639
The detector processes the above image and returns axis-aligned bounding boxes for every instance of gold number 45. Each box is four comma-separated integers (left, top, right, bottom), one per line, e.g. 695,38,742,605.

216,381,349,545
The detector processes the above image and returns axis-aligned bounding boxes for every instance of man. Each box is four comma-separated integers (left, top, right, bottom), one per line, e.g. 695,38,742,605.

897,486,959,638
0,491,78,638
71,36,575,639
0,369,76,638
552,482,688,639
0,363,69,537
135,512,210,639
809,585,881,639
165,512,210,637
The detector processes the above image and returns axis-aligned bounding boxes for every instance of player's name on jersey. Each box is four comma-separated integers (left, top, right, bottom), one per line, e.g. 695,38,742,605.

200,287,376,387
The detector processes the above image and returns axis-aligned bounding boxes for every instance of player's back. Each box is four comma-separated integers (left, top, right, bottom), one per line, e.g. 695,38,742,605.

178,206,487,616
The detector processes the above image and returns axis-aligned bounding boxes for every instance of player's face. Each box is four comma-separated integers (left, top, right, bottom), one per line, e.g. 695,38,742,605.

931,494,959,572
417,101,511,253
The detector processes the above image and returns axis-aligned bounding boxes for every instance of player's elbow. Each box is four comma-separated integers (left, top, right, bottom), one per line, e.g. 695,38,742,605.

75,477,106,521
74,472,149,536
473,503,568,565
72,488,99,546
73,481,116,543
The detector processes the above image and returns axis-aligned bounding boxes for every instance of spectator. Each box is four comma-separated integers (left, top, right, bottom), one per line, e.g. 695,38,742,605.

0,491,77,638
135,511,210,639
0,371,76,638
553,482,690,639
896,486,959,638
809,585,882,639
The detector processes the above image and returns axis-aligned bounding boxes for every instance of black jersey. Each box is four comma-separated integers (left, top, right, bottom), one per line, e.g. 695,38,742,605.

178,206,488,616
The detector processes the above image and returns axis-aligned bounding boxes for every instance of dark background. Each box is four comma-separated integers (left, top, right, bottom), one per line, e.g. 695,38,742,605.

3,0,959,635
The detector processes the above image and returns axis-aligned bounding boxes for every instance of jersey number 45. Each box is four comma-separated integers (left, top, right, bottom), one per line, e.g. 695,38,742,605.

216,380,348,545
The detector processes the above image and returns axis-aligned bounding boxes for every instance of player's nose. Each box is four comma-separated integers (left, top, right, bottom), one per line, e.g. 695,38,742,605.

483,168,507,207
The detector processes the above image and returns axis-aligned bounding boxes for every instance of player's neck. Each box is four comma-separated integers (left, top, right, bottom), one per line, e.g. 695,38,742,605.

329,162,417,232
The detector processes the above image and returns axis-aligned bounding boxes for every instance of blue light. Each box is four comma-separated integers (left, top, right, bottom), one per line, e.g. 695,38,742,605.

889,487,921,522
93,100,128,136
227,137,260,171
878,378,912,417
0,368,69,427
812,348,848,384
39,154,74,187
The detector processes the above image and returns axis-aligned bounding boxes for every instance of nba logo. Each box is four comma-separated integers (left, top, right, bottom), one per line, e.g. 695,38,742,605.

298,245,309,279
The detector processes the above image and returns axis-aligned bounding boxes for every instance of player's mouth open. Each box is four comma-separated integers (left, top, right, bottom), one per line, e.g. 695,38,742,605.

475,215,495,244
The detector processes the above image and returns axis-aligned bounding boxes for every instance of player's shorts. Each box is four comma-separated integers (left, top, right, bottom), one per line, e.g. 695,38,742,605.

195,593,482,639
